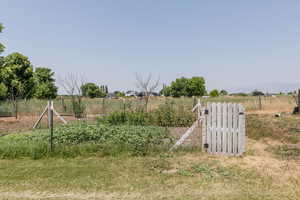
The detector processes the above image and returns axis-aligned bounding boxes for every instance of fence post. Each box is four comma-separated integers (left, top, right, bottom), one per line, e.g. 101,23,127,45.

102,98,106,114
123,98,126,113
258,95,262,110
48,101,54,152
15,97,18,119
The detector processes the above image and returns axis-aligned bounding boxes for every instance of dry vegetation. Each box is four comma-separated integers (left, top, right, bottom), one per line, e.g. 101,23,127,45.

0,95,300,200
0,140,300,200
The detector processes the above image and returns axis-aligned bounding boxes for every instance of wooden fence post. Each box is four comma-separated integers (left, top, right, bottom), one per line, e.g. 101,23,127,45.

102,98,106,114
258,95,262,110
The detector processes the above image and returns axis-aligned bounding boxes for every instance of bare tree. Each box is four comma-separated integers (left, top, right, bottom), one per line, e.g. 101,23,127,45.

58,74,86,118
135,73,160,111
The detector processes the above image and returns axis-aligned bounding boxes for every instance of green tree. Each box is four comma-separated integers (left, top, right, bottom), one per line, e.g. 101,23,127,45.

252,90,264,96
170,77,188,97
160,85,172,97
220,89,228,96
209,89,219,97
0,52,35,99
34,67,58,99
186,76,206,97
0,83,7,100
114,91,125,97
0,23,5,54
81,82,106,98
167,76,206,97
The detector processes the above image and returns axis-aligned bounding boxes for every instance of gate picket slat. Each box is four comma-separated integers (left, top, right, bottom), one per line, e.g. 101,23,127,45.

232,104,238,155
238,104,246,155
222,103,228,154
202,104,207,151
206,102,212,153
227,103,233,155
211,103,217,154
217,103,222,154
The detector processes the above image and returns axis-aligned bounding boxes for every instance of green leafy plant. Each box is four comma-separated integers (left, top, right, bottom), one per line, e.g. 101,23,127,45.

0,123,172,158
98,100,195,127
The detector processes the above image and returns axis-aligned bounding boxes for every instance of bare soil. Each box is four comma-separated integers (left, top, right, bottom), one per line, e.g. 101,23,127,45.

0,115,76,135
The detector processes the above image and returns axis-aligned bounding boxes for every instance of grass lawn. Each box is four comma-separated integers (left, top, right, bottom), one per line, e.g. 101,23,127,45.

1,146,300,200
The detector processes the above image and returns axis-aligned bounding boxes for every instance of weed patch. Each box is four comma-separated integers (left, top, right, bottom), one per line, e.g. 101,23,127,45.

268,145,300,160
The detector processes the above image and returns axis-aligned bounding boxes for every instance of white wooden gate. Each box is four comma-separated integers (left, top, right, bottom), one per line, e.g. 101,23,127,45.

202,103,245,156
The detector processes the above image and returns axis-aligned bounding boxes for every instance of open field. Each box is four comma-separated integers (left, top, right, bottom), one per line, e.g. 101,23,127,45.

0,95,296,116
0,95,296,134
0,96,300,199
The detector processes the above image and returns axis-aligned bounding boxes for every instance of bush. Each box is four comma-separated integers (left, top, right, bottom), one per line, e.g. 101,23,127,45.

98,101,196,127
150,101,195,127
73,101,86,118
209,89,219,97
99,110,148,126
0,123,172,159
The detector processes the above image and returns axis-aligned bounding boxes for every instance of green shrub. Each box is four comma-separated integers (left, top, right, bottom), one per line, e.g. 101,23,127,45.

98,100,195,127
150,101,195,127
98,110,148,126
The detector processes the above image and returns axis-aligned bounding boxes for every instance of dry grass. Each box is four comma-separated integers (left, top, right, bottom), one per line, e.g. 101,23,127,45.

1,139,300,200
1,96,300,199
247,113,300,143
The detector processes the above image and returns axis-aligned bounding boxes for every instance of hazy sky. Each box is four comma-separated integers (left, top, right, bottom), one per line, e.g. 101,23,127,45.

1,1,300,93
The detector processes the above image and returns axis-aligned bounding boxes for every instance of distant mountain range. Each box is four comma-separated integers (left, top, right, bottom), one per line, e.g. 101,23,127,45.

226,82,300,94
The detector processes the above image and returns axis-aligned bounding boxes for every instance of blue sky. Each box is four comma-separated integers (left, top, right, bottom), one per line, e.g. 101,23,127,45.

1,1,300,93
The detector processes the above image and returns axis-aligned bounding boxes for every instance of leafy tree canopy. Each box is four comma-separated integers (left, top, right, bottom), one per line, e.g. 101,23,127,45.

81,82,106,98
186,77,206,97
252,90,264,96
163,76,206,97
220,89,228,96
0,82,7,100
114,91,125,97
34,67,58,99
160,86,172,97
209,89,219,97
170,77,189,97
0,52,35,99
0,23,5,54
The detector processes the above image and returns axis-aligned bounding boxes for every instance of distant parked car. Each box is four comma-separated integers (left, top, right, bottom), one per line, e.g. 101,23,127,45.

125,91,138,97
